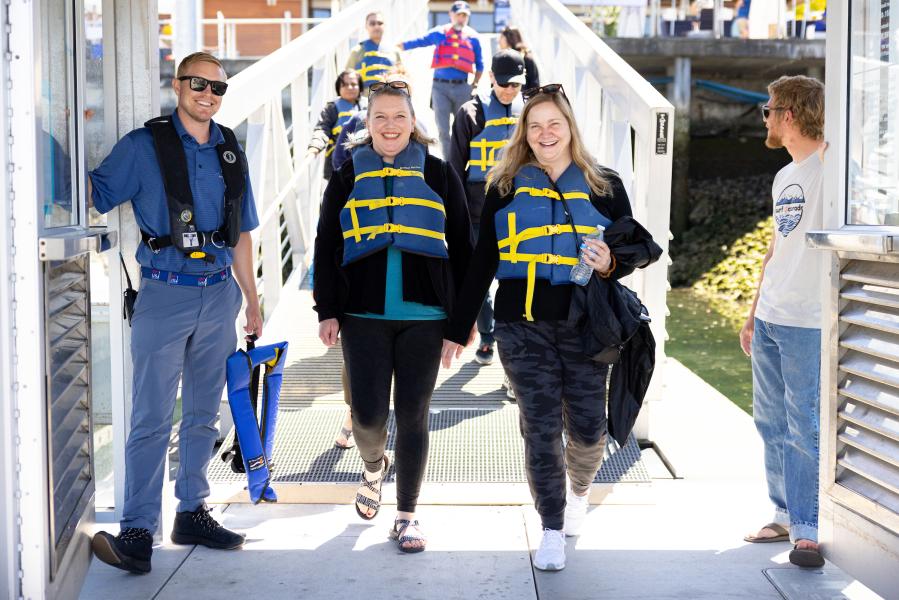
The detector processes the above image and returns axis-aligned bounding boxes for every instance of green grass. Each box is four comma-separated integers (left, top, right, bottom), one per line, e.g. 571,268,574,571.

666,288,754,414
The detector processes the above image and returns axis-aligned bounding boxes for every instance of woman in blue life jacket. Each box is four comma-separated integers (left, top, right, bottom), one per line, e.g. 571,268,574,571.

443,85,636,571
307,69,362,180
313,81,473,554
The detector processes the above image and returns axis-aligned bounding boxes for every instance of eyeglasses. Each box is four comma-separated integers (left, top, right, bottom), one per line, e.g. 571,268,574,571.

761,104,790,120
523,83,568,103
178,76,228,96
496,81,522,89
368,80,410,96
368,20,385,26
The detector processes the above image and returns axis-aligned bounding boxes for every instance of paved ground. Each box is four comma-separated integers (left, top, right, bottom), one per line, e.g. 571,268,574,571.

80,356,882,600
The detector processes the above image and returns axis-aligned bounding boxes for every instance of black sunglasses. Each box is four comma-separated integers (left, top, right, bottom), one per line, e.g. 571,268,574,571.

761,104,790,120
496,81,522,89
368,20,385,26
178,75,228,96
368,80,410,96
523,83,568,103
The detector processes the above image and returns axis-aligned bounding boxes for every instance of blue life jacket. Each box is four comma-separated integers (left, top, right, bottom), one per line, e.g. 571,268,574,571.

495,163,611,320
467,92,522,183
326,98,358,157
340,141,448,265
224,340,289,504
356,39,394,88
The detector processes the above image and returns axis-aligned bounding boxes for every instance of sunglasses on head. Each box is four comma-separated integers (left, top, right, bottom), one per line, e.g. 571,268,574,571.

760,104,790,120
178,75,228,96
522,83,568,103
368,80,410,96
496,81,522,89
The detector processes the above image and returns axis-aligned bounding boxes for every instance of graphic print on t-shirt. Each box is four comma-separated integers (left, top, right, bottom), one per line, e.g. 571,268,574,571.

775,183,805,237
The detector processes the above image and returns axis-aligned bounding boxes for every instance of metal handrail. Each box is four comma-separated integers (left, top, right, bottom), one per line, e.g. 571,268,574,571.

513,0,674,406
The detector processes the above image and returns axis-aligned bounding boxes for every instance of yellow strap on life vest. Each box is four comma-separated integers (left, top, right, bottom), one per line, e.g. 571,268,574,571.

342,222,445,242
484,117,518,128
496,208,592,321
497,251,579,321
467,138,509,170
331,125,343,136
513,186,590,202
345,196,446,215
355,168,425,182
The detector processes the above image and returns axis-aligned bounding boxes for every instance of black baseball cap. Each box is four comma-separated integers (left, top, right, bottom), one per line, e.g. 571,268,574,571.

492,49,526,85
450,1,471,14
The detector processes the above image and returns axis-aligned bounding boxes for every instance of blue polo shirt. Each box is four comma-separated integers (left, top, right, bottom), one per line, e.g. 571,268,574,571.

90,110,259,274
402,25,483,81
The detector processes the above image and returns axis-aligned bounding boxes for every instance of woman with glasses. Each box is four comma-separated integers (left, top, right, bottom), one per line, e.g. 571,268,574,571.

313,80,473,553
307,70,362,181
444,84,636,571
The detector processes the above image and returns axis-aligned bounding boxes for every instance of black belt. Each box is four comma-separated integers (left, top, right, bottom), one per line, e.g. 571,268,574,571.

141,230,226,253
433,78,468,84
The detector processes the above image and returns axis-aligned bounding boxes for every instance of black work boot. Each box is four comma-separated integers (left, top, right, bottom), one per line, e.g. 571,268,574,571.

171,505,245,549
91,527,153,574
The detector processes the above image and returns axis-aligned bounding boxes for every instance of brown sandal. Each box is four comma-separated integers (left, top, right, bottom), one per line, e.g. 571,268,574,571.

744,522,790,543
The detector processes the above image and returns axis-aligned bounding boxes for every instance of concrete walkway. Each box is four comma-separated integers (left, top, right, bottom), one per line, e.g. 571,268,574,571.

80,356,882,600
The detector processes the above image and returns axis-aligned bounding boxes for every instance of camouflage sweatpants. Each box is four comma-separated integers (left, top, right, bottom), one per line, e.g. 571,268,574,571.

494,320,609,531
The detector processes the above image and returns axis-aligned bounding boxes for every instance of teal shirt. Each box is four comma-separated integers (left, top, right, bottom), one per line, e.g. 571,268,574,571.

349,174,447,321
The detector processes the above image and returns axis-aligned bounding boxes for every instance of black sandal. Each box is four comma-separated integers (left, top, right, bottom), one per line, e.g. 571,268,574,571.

390,519,426,554
354,455,389,521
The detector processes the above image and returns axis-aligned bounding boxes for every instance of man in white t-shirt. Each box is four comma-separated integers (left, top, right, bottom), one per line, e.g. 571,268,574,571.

740,75,826,569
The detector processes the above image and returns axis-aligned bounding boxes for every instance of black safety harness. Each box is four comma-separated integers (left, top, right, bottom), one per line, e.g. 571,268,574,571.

143,115,246,263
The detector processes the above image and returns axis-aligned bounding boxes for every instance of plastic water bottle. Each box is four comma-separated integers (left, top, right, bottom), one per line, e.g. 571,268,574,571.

569,225,605,286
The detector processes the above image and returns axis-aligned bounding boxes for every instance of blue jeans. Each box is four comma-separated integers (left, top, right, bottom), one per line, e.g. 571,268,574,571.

751,318,821,543
431,79,473,159
472,223,494,346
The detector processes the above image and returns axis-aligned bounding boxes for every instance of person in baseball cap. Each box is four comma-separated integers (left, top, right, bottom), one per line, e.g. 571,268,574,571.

450,1,471,14
448,49,526,369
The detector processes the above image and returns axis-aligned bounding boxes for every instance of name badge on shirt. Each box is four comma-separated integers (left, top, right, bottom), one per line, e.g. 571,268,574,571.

182,232,200,247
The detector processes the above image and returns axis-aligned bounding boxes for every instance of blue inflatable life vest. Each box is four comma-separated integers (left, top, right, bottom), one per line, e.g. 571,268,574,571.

224,339,289,504
356,39,394,88
340,141,448,265
467,92,522,183
326,98,358,157
495,163,611,321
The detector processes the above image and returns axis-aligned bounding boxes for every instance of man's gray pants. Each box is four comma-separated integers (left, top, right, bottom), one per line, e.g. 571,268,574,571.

121,275,243,532
431,78,473,159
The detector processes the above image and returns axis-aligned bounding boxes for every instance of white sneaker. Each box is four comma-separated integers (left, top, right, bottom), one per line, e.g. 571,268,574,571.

533,528,566,571
563,487,590,536
503,374,516,400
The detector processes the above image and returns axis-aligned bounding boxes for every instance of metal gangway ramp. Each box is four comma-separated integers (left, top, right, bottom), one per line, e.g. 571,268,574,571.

202,0,674,505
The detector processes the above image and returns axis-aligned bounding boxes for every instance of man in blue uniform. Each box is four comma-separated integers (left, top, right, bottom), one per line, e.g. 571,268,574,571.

398,0,483,159
88,51,262,574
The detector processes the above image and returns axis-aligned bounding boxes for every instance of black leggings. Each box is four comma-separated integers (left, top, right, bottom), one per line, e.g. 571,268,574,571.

340,316,445,513
494,320,609,531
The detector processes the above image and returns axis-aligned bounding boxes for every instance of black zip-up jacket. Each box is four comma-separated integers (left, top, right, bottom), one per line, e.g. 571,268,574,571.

449,93,519,225
313,149,474,325
566,216,663,445
445,168,633,344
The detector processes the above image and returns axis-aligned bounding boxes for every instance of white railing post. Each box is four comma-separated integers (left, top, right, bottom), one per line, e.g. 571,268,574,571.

216,11,225,58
